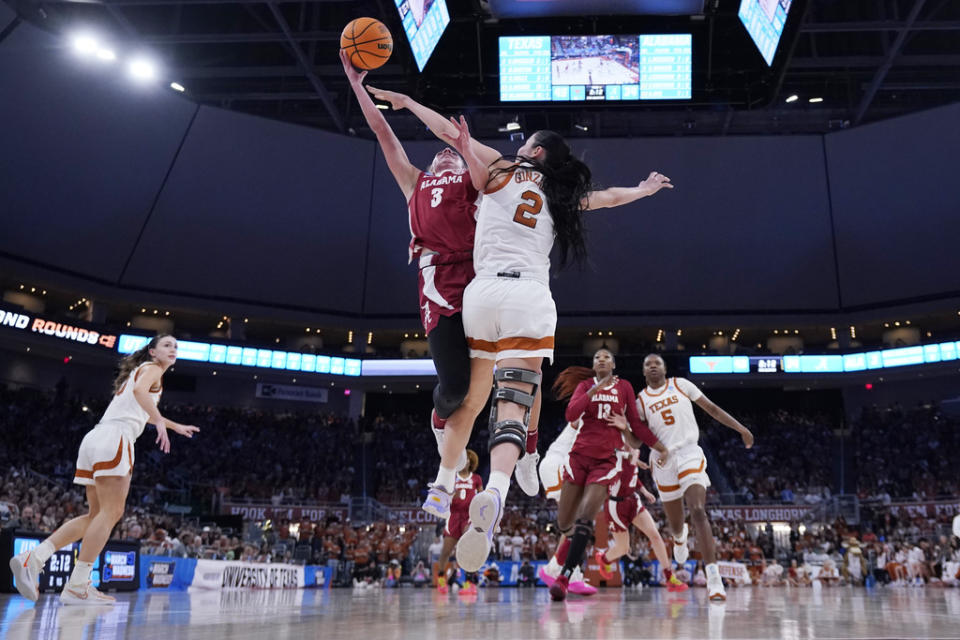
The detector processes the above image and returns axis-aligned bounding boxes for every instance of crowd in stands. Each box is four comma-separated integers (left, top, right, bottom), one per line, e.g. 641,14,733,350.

1,383,958,590
702,408,837,504
853,404,960,500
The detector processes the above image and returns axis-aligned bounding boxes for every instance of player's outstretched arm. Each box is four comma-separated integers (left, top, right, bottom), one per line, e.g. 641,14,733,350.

365,85,502,166
583,171,673,211
445,115,488,191
340,51,419,199
131,365,199,453
694,395,754,448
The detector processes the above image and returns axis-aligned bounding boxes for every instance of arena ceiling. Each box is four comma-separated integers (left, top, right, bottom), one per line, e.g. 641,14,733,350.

4,0,959,139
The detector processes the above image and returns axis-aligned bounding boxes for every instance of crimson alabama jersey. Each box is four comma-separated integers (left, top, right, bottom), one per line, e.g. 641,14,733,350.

566,377,657,459
451,473,483,513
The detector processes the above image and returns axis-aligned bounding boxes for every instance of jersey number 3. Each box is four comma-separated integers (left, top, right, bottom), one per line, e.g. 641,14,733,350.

430,188,443,208
513,190,543,228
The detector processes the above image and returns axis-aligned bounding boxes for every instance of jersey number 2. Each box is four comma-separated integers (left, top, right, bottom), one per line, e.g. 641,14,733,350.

513,190,543,228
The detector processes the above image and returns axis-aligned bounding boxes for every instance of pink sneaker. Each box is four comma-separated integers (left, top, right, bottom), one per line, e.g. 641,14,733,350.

568,580,598,596
538,567,556,587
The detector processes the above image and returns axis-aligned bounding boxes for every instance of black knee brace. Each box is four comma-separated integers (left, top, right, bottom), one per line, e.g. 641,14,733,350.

488,367,541,453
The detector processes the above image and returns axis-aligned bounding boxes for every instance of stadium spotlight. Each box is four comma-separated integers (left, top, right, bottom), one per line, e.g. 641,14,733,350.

72,34,98,56
809,97,823,103
95,48,117,63
785,94,798,103
128,57,157,81
170,82,186,93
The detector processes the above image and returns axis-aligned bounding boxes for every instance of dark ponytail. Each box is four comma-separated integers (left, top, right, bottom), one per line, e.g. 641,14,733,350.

487,130,592,268
113,334,172,393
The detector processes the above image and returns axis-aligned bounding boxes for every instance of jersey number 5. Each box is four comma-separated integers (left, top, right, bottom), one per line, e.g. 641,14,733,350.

662,409,675,425
513,190,543,228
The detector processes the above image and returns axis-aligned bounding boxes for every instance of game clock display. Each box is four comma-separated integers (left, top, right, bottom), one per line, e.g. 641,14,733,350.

499,34,691,102
2,532,140,593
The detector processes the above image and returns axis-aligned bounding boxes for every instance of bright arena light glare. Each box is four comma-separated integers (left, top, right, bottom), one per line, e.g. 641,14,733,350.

72,34,98,56
170,82,186,92
128,58,157,81
95,48,117,62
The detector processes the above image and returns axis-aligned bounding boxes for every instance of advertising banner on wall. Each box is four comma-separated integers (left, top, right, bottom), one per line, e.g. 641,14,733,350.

0,302,118,350
255,383,329,403
190,559,305,590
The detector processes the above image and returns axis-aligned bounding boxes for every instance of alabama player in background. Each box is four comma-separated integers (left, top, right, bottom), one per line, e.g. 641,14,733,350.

637,354,754,601
546,350,668,600
436,450,482,595
594,445,688,592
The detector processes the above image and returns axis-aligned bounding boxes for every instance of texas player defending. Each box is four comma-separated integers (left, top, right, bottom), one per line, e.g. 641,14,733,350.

595,446,688,592
548,350,668,600
436,449,482,595
366,84,673,519
637,354,754,601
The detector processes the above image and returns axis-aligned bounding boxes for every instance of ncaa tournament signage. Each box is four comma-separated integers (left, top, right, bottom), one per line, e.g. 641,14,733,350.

191,560,305,590
256,382,329,403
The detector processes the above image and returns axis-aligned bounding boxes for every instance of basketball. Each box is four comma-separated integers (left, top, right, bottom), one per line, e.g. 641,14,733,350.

340,17,393,70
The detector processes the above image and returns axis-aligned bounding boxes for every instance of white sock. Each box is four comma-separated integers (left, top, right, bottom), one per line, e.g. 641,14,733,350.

33,540,56,566
68,560,94,587
486,470,511,503
434,466,456,491
706,563,720,579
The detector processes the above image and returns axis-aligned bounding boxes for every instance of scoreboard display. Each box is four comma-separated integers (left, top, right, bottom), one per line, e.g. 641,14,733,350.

2,532,140,593
499,34,691,102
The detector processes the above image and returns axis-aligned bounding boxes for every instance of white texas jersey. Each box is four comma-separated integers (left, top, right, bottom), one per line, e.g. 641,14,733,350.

637,377,703,451
100,362,162,439
473,166,554,284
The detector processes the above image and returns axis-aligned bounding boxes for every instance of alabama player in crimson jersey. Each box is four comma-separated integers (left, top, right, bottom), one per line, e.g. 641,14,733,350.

342,50,506,482
637,354,753,601
547,349,669,600
594,446,688,592
436,450,482,595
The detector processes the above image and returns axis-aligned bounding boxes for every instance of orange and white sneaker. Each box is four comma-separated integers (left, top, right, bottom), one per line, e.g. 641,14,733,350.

594,551,613,580
59,582,116,606
436,576,449,595
707,573,726,602
9,550,42,602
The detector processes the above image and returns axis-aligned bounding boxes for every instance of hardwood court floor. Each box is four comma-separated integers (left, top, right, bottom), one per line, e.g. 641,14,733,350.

2,584,959,639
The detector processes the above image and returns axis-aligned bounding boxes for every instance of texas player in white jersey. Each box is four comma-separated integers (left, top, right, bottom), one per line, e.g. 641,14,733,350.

637,354,754,601
9,335,198,605
365,84,673,531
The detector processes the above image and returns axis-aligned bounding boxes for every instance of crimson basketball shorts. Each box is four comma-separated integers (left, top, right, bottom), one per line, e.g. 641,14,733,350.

418,255,473,335
444,510,470,540
563,451,622,488
606,493,644,532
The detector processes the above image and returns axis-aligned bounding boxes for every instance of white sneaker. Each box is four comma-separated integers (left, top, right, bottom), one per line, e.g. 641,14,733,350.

9,550,42,602
59,582,116,606
456,488,502,572
707,573,726,602
431,411,468,470
544,556,561,579
514,451,541,497
672,523,689,565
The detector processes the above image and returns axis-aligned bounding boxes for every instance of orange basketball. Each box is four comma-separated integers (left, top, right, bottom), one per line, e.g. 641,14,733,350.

341,17,393,70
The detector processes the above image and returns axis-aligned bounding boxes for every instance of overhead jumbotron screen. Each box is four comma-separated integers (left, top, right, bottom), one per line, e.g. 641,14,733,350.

738,0,793,66
395,0,450,71
499,34,692,102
